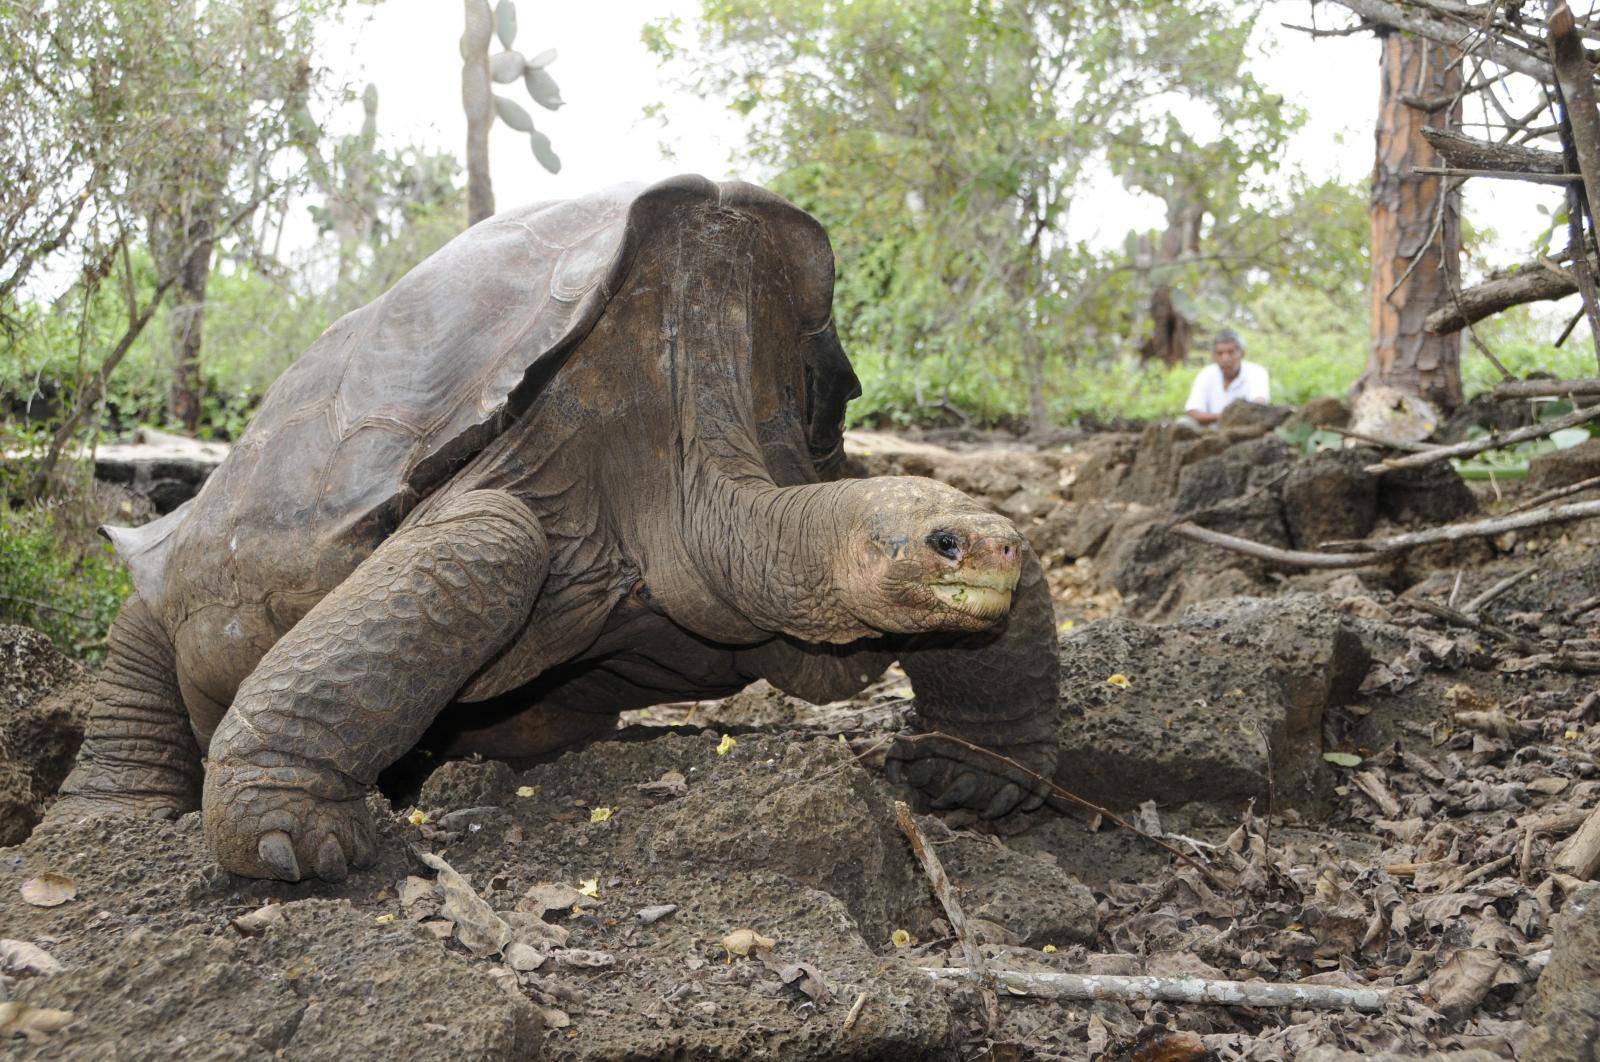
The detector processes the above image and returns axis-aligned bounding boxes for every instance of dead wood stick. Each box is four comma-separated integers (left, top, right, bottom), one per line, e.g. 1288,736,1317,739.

1553,803,1600,880
1169,523,1384,569
1363,402,1600,473
1442,853,1517,893
920,967,1392,1012
1178,501,1600,568
902,732,1228,888
893,802,987,985
840,990,868,1033
1326,427,1438,452
1320,499,1600,553
1550,1,1600,234
1412,165,1581,184
1562,592,1600,622
1462,565,1538,612
1512,473,1600,513
1428,266,1578,334
1420,125,1567,173
1491,377,1600,400
1408,599,1543,653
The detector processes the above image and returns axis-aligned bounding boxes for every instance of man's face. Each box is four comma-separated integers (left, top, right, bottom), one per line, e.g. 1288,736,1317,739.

1213,340,1242,379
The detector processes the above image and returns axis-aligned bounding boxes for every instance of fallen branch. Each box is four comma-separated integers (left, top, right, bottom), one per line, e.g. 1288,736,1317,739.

1426,266,1578,335
1562,591,1600,622
1170,523,1383,569
921,967,1392,1012
1321,499,1600,552
1412,165,1581,184
893,802,986,985
1362,402,1600,473
1462,565,1537,612
1549,0,1600,234
1176,500,1600,569
1512,472,1600,513
1490,377,1600,400
1327,426,1439,452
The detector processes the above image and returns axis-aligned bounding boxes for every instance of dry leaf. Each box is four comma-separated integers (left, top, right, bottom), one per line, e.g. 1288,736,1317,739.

637,771,687,798
589,806,613,823
505,942,546,972
0,939,60,977
890,929,911,948
230,903,285,937
518,882,585,916
773,960,831,1004
419,852,511,958
578,878,600,898
20,874,76,908
721,928,775,956
515,785,539,798
636,904,678,924
407,809,429,826
548,948,615,968
0,1002,75,1042
1107,673,1130,689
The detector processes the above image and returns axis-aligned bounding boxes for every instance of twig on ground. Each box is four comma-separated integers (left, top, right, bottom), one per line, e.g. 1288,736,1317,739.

1447,570,1466,609
1353,771,1404,819
1513,473,1600,513
1362,402,1600,474
893,800,997,1027
1563,592,1600,622
1409,598,1544,653
840,991,868,1033
902,731,1229,889
1327,427,1439,452
1462,565,1538,612
1491,376,1600,399
919,968,1393,1012
1176,501,1600,569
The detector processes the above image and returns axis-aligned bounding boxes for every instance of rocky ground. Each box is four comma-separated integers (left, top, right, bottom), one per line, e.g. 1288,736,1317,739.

4,401,1600,1059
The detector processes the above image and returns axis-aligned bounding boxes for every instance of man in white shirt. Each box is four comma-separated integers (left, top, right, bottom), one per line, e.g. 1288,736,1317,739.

1183,328,1270,427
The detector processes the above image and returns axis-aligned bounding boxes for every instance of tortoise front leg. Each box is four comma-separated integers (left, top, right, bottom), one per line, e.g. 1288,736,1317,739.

203,490,548,882
886,544,1060,819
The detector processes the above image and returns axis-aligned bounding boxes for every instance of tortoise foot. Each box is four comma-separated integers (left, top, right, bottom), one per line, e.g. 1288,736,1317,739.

202,761,376,883
884,732,1056,819
44,792,191,827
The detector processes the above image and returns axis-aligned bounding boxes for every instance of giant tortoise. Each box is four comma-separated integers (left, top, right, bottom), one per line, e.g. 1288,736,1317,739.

50,175,1060,882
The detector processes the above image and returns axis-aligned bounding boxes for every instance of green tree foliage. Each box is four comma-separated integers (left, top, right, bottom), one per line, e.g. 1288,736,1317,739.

648,0,1367,427
1,0,350,490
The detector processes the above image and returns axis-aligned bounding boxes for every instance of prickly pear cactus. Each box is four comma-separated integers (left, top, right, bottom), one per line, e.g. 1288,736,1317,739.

461,0,563,217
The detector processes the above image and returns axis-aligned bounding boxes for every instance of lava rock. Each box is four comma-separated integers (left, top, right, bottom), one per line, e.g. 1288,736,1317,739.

1282,448,1378,549
1528,437,1600,492
1524,882,1600,1061
0,625,92,845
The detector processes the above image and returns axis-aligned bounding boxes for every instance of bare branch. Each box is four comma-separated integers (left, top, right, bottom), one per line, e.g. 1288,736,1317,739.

1362,401,1600,473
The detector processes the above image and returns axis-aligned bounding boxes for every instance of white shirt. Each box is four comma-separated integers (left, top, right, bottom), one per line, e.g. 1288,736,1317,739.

1185,361,1270,416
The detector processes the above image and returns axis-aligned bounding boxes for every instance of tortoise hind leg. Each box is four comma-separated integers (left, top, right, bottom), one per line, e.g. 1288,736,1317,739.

49,597,202,823
203,490,548,882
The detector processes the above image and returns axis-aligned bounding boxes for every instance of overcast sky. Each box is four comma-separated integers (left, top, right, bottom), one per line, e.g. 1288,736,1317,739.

313,0,1547,270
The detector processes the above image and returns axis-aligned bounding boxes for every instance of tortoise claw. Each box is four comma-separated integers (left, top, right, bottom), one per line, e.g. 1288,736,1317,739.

315,835,349,882
983,782,1023,819
932,771,979,809
259,831,301,882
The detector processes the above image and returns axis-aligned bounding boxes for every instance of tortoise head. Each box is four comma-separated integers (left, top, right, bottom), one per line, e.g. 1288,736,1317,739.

833,477,1024,635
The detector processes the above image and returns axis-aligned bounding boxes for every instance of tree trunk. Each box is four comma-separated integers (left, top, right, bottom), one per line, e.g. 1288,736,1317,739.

1138,190,1203,368
1363,30,1463,412
462,0,495,226
166,205,216,434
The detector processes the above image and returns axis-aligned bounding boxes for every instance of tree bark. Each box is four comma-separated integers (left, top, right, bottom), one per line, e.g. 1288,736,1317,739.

1138,188,1203,368
1425,261,1577,333
1363,30,1464,412
462,0,495,226
166,205,217,434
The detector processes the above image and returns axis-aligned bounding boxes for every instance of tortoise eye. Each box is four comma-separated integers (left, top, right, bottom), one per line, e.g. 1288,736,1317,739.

927,531,962,561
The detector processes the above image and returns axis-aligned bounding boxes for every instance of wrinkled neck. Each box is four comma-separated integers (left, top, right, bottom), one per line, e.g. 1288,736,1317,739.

681,461,873,644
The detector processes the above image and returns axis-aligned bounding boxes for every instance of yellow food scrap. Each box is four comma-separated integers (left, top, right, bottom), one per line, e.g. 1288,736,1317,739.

1107,674,1130,689
516,785,538,798
374,913,395,925
716,734,737,756
721,928,776,956
578,878,600,898
1042,944,1058,954
1058,619,1075,632
1567,729,1582,741
891,929,911,948
589,806,613,823
407,809,429,826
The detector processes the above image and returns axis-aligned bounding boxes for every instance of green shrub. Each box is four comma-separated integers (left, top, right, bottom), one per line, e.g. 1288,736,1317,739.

0,501,130,658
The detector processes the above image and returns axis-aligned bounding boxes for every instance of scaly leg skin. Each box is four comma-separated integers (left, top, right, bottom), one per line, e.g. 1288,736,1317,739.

203,490,548,882
48,596,203,823
886,544,1061,819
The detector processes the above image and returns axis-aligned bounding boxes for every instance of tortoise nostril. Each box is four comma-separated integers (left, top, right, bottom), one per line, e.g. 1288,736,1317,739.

927,530,962,561
1000,542,1017,562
